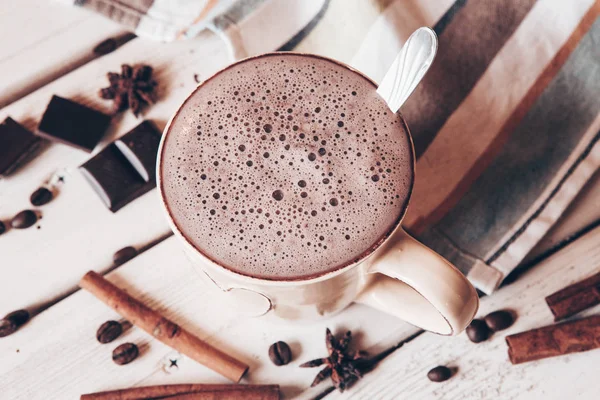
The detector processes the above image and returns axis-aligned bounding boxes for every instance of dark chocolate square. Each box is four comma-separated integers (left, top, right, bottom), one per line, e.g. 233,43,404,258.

114,120,161,182
79,120,161,212
0,117,41,176
38,95,111,152
80,143,154,212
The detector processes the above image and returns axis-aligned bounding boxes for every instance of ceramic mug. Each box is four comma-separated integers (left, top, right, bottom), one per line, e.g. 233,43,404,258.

157,53,478,335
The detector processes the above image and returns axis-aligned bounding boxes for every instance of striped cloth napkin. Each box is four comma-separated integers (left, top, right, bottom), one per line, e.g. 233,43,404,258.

66,0,600,294
351,0,600,293
61,0,253,41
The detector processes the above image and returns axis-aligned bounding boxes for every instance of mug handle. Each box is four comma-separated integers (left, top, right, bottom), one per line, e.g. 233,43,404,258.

355,229,479,335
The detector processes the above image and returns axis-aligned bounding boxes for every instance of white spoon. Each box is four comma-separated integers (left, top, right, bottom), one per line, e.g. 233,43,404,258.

377,27,438,113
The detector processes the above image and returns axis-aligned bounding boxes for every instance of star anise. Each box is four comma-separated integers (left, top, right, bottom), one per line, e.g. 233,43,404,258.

98,64,157,116
300,328,369,392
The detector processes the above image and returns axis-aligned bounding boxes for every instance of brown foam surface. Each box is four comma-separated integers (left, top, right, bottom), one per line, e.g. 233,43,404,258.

160,53,413,280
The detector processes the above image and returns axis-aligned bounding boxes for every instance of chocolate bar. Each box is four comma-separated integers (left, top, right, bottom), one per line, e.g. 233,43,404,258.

38,95,111,152
0,117,41,176
79,121,161,212
114,120,161,182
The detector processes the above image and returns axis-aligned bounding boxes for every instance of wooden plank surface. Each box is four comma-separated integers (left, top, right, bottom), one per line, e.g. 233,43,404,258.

0,0,126,107
0,30,229,316
1,0,597,318
2,0,600,399
0,236,418,400
328,225,600,400
0,3,423,399
0,0,337,318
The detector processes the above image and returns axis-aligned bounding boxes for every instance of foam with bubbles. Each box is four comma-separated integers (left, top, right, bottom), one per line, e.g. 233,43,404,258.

160,54,413,280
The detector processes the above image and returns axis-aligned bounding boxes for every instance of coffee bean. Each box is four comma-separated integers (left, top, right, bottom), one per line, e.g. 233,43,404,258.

5,310,30,327
484,310,515,332
427,365,452,382
268,341,292,366
0,221,6,235
11,210,38,229
30,187,53,206
0,309,30,337
113,246,138,265
112,342,139,365
93,38,117,55
466,319,491,343
97,320,123,344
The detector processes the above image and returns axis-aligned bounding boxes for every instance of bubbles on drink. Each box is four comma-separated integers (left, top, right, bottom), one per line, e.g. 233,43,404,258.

160,54,413,280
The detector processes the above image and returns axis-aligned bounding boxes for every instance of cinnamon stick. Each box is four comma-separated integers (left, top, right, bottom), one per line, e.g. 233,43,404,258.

545,271,600,320
79,271,248,382
505,315,600,364
161,392,275,400
80,384,280,400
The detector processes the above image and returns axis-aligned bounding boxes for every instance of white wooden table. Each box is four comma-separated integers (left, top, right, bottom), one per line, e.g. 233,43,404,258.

1,1,599,399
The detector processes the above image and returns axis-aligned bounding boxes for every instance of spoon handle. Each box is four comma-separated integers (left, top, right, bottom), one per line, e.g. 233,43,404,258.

376,27,438,113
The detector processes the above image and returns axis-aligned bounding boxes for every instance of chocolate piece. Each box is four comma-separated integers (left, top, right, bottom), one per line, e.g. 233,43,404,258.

0,117,41,176
113,246,138,265
30,187,53,206
38,95,111,152
0,221,6,235
506,315,600,364
545,272,600,321
484,310,515,332
114,120,161,182
79,121,161,212
466,319,491,343
427,366,452,382
80,144,150,212
11,210,38,229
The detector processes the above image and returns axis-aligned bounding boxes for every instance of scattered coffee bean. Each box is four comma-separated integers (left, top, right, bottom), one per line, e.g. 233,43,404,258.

11,210,38,229
466,319,491,343
97,320,123,344
0,309,30,337
427,365,453,382
92,33,136,56
5,310,30,327
0,221,6,235
268,341,292,366
112,342,139,365
93,38,118,56
113,246,138,265
30,187,53,206
484,310,515,332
